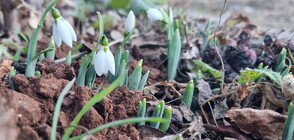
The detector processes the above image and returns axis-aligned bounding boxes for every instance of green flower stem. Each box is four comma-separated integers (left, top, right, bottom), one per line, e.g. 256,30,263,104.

138,70,149,90
137,98,146,126
51,78,75,140
69,117,167,140
159,106,172,132
182,80,194,108
46,36,55,60
25,0,59,77
62,73,125,139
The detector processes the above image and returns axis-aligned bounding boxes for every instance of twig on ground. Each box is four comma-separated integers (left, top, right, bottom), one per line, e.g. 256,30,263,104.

213,0,227,94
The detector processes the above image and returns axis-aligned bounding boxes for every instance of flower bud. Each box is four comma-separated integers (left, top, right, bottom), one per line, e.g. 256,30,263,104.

124,10,135,34
147,8,163,21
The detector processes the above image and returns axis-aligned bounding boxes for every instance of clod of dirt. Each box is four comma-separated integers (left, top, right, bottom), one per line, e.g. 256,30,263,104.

37,58,76,81
0,89,19,140
18,126,40,140
226,108,287,140
15,92,42,126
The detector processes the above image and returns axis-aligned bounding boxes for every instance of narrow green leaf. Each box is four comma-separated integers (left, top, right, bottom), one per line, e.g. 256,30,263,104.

14,47,24,61
62,72,125,139
192,60,222,79
51,78,76,140
69,117,166,140
137,98,146,126
168,28,181,80
159,106,172,132
85,64,96,89
138,70,149,90
182,80,194,108
129,60,142,90
71,43,83,54
77,56,89,86
18,31,29,43
282,103,294,140
66,51,72,64
150,101,165,129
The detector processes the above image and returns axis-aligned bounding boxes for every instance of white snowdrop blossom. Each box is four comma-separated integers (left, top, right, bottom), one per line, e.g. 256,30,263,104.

94,45,115,76
124,10,135,33
52,8,77,47
147,8,163,21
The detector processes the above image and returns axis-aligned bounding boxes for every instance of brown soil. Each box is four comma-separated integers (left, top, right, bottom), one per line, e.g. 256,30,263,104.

0,58,147,140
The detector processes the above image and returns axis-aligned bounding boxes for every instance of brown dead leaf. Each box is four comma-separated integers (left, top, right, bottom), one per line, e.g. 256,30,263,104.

238,81,250,102
258,82,289,111
203,124,252,140
137,125,166,138
197,79,213,104
226,108,286,140
0,59,13,78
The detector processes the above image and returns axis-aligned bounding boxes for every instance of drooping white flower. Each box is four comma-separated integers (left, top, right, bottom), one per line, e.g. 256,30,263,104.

52,8,77,47
93,45,115,76
147,8,163,21
124,10,135,34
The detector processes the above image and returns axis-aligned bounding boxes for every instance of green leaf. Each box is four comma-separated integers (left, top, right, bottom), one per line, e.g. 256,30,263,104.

159,106,172,132
138,70,149,90
18,31,29,43
0,45,14,59
77,56,89,86
192,60,221,79
168,28,181,80
51,78,76,140
129,60,142,90
62,72,125,139
238,67,282,85
282,102,294,140
69,117,166,140
137,98,146,126
110,0,131,9
182,80,194,108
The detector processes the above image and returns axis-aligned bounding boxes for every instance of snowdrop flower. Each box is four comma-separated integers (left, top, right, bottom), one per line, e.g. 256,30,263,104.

124,10,136,34
94,36,115,76
52,8,77,47
147,8,163,21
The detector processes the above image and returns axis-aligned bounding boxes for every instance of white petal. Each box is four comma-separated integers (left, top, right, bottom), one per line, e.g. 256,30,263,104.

124,10,135,33
56,18,72,47
105,46,115,75
94,49,106,76
52,23,62,47
147,8,163,21
64,20,77,41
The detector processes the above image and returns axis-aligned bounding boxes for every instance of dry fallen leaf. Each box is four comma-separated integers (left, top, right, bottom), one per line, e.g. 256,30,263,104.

0,59,13,78
226,108,286,140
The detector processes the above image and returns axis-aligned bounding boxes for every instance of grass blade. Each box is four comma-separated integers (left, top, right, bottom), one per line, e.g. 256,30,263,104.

69,117,166,140
51,78,76,140
62,72,125,139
